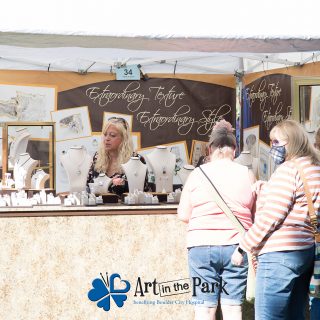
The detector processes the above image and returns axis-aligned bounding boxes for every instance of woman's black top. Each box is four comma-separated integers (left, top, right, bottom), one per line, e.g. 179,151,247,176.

86,152,150,196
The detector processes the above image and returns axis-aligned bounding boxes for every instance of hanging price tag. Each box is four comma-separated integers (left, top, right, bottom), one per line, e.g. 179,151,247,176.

115,65,140,80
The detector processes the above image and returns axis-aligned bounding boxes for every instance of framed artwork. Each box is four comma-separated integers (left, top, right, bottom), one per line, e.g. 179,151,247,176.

259,141,271,181
0,84,56,122
190,140,207,167
243,125,260,158
131,132,141,151
51,106,92,141
167,141,189,172
103,112,133,132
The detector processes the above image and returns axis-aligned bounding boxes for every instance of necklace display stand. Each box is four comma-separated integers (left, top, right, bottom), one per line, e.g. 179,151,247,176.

13,152,38,189
93,173,112,194
31,169,50,189
8,128,31,167
177,164,195,186
146,146,176,193
235,150,259,179
60,146,92,192
121,156,147,193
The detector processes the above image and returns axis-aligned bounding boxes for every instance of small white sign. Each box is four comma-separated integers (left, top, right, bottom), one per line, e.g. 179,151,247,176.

115,65,140,80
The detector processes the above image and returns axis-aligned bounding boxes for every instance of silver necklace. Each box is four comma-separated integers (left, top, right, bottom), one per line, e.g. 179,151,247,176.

17,156,31,168
69,149,86,175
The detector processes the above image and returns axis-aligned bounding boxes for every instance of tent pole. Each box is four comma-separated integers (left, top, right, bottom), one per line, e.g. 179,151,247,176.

235,58,245,155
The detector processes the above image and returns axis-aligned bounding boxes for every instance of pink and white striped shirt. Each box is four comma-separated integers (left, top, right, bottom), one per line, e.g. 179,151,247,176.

240,157,320,256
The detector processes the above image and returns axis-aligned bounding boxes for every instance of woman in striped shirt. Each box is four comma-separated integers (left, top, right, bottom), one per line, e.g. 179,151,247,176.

233,119,320,320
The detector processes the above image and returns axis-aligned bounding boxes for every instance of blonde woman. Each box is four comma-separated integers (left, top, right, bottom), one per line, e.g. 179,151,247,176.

87,117,148,195
178,120,256,320
234,120,320,320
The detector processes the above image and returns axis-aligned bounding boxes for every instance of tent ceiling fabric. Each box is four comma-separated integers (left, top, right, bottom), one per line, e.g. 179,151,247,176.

1,32,320,53
0,36,319,75
0,33,319,75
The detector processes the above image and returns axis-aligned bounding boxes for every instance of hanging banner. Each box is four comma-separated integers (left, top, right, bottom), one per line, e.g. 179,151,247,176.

243,74,292,144
58,78,236,155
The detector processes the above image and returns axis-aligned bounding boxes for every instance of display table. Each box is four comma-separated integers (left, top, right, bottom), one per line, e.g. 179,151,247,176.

0,203,178,217
0,204,194,319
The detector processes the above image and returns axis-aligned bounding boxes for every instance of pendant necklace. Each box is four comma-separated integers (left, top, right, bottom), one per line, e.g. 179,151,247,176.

69,149,86,175
75,158,85,175
17,156,31,168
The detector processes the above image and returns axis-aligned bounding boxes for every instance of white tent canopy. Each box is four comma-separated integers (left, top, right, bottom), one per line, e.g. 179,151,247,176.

1,0,320,74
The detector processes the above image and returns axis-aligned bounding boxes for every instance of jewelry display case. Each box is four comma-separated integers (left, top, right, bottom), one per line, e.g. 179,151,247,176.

1,122,55,190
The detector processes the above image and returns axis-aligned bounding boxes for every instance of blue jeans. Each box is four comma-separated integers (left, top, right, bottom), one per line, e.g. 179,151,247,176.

255,247,314,320
310,296,320,320
188,245,248,307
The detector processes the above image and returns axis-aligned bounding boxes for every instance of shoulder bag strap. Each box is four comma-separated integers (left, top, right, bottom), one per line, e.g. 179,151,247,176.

199,165,258,282
293,161,320,242
198,165,246,235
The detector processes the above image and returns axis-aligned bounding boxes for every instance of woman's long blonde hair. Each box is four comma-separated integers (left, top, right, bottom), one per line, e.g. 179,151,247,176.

270,119,320,164
94,118,134,173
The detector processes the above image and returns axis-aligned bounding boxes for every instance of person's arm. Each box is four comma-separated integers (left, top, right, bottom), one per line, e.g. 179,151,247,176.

109,173,127,196
86,153,97,185
240,164,297,255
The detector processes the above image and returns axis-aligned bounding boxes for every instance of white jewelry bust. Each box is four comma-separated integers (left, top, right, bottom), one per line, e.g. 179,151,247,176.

60,145,92,192
13,152,38,189
9,127,31,167
178,164,195,186
31,169,50,189
121,156,147,193
235,150,259,179
93,173,112,194
146,146,176,193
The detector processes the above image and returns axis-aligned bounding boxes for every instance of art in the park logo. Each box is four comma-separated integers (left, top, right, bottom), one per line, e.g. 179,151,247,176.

88,273,131,312
88,272,229,313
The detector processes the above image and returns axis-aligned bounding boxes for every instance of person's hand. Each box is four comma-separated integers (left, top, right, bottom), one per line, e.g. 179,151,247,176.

231,247,245,266
112,176,125,186
252,180,266,196
251,256,258,272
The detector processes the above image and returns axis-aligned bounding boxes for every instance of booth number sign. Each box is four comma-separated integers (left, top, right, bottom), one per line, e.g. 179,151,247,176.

115,65,141,80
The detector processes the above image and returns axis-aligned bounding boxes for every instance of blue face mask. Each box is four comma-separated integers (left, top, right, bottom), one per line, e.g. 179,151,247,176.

269,145,286,165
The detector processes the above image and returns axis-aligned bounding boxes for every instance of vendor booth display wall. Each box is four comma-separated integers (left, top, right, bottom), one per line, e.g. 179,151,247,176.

0,71,236,192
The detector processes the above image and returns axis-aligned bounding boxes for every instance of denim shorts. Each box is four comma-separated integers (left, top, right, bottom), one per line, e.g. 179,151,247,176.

188,245,248,307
